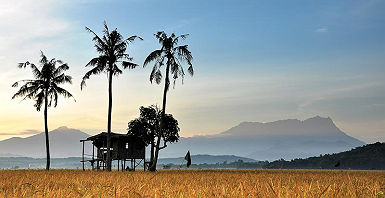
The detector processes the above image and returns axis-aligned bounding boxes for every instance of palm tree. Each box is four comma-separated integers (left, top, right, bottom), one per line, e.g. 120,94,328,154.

143,31,194,171
12,51,75,170
81,22,142,171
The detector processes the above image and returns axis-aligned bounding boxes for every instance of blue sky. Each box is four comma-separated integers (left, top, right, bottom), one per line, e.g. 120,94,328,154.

0,0,384,142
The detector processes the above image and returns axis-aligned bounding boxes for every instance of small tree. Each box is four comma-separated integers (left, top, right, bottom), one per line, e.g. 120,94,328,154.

127,105,180,169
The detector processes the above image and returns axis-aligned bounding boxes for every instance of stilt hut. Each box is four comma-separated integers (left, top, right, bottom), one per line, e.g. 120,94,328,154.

80,132,146,171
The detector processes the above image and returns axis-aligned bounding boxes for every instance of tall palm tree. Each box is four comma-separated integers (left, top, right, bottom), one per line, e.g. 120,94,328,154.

81,22,142,171
12,51,75,170
143,31,194,171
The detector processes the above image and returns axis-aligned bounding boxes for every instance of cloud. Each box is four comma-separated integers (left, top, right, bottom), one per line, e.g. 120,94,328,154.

0,0,70,68
315,27,328,33
0,129,40,136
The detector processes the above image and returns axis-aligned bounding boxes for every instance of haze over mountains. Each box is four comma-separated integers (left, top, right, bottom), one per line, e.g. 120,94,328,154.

165,116,365,161
0,126,89,158
158,155,256,165
0,116,365,161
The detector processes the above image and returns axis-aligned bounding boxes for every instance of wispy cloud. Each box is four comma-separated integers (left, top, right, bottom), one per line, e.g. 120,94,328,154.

0,129,40,136
0,0,70,68
297,81,380,113
315,27,328,33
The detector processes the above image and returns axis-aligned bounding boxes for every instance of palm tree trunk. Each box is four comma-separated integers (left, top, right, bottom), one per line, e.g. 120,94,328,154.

44,90,50,170
106,69,113,171
149,63,170,172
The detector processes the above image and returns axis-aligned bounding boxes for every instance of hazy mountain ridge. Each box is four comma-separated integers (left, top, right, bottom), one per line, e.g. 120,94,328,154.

0,126,90,158
221,116,350,136
164,116,365,161
0,116,365,161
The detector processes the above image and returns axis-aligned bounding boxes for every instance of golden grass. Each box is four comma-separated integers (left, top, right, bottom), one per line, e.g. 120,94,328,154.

0,169,383,197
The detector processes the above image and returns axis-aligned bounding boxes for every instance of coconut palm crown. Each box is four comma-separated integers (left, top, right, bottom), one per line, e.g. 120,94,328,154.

81,22,143,89
143,31,194,89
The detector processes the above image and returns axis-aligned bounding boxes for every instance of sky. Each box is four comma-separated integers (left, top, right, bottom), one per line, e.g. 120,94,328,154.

0,0,384,143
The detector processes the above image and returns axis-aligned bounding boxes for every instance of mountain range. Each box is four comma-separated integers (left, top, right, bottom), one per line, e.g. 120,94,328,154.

0,116,365,161
0,126,89,158
164,116,365,161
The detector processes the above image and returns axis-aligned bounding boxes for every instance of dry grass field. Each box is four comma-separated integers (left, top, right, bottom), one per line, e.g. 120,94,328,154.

0,169,383,197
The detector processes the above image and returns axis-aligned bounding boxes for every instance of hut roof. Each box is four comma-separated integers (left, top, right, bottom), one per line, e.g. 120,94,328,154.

87,132,125,141
85,132,145,148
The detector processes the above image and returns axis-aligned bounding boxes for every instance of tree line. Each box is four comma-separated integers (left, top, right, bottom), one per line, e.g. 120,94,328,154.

11,22,194,171
264,142,385,170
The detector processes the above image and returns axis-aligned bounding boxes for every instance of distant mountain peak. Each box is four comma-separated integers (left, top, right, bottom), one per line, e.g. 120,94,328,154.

304,115,333,122
0,127,91,158
221,116,343,137
55,126,70,130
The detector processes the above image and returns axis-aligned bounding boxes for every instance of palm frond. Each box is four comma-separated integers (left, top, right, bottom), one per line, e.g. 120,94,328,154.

34,91,45,111
40,51,48,64
18,61,31,68
56,59,63,65
49,91,58,108
175,45,193,63
151,69,162,85
52,84,75,101
122,61,138,69
12,82,40,100
85,26,108,53
180,34,189,39
143,50,163,67
81,65,104,90
11,81,18,88
20,86,42,101
103,21,110,37
11,79,35,88
86,56,108,68
187,65,194,76
125,35,143,43
53,74,72,84
172,34,189,45
149,64,159,83
121,54,133,61
29,64,44,79
112,64,123,75
52,63,69,78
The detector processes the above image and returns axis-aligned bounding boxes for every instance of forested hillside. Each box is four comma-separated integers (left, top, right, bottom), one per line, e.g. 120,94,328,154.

265,142,385,170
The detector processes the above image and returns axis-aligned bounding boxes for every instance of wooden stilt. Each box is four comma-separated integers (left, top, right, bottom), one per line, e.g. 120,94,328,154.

82,141,85,171
92,144,95,170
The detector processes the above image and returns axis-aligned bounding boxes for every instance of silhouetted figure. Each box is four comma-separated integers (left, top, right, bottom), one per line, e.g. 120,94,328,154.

334,161,341,167
185,151,191,168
